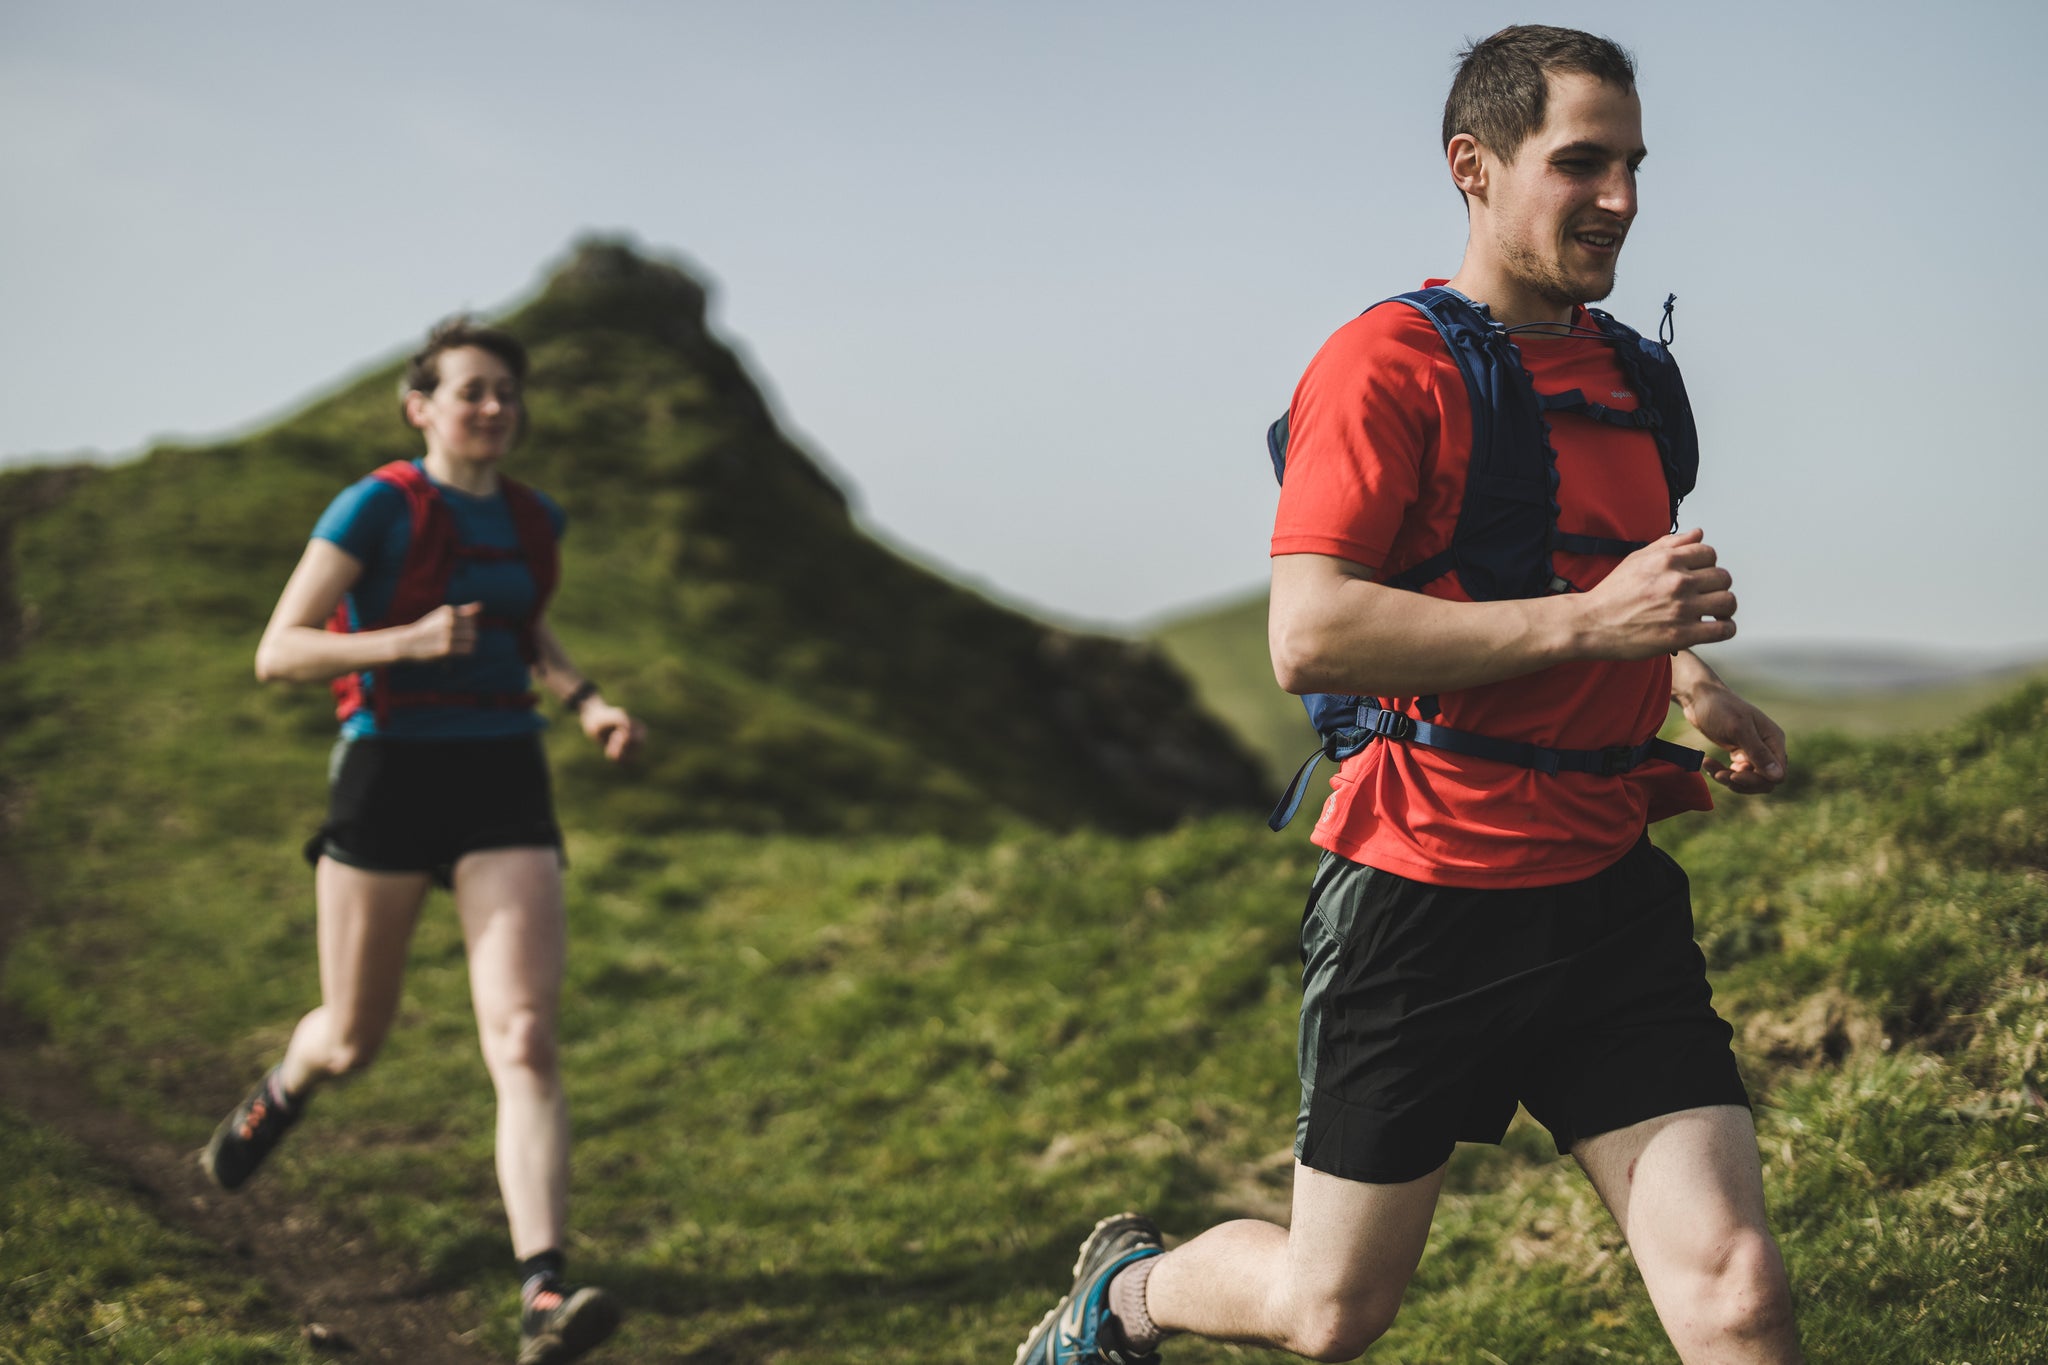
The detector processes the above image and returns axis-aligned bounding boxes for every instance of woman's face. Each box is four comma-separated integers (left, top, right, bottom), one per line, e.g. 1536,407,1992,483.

408,345,522,462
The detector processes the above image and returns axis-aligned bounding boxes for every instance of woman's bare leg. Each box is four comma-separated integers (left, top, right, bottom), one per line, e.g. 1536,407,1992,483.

276,858,431,1095
454,846,570,1258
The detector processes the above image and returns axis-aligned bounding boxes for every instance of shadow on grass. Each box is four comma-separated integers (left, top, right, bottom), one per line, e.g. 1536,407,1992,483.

588,1246,1053,1359
404,1222,1114,1358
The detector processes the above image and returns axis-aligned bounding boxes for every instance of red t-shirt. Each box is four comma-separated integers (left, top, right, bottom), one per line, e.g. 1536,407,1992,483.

1270,285,1711,888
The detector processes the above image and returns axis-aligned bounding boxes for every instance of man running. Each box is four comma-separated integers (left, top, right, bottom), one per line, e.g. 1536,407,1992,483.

1017,25,1801,1365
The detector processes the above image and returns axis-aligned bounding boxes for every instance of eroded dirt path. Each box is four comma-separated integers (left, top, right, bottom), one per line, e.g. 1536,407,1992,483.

0,859,500,1364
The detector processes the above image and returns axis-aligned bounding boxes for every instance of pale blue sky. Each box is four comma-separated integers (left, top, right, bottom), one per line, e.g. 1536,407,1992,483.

4,1,2044,653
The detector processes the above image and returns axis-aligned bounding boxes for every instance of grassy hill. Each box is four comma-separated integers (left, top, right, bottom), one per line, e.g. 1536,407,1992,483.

2,243,2044,1361
0,240,1264,842
1146,590,1303,790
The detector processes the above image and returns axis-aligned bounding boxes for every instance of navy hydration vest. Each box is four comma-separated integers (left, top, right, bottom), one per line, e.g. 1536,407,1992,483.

1266,286,1705,831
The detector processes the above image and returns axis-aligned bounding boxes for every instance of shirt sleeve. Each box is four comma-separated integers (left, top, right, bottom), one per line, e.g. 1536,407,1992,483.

1269,308,1442,571
310,477,407,562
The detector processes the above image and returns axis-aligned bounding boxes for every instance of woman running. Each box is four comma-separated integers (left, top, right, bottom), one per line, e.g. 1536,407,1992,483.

203,316,643,1365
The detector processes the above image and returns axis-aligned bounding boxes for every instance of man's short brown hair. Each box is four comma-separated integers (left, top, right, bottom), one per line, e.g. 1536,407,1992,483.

1442,25,1636,161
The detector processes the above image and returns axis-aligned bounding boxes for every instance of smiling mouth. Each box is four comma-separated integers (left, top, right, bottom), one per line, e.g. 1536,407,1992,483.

1575,231,1623,253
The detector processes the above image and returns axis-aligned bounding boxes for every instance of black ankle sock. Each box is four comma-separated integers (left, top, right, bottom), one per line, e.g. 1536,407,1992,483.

263,1068,301,1115
520,1249,566,1298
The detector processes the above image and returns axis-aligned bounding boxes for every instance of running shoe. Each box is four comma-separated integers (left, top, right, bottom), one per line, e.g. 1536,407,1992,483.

1014,1212,1165,1365
201,1071,302,1191
518,1282,622,1365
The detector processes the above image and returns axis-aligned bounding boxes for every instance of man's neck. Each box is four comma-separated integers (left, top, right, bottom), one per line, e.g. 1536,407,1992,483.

1442,262,1578,333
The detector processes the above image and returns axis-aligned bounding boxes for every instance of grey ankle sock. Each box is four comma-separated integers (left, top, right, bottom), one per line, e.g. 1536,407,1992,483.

1107,1255,1166,1354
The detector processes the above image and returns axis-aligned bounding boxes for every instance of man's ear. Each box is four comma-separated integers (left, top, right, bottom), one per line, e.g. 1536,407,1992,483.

1447,133,1488,203
402,388,431,430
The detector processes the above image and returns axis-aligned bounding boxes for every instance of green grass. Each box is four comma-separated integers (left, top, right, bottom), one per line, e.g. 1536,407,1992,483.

6,687,2046,1358
0,1107,324,1364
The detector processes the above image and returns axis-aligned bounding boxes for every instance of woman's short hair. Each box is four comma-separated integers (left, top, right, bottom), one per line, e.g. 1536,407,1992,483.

397,316,530,425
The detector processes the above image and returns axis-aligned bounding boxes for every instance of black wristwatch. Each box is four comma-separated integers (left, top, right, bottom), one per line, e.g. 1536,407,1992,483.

563,680,601,713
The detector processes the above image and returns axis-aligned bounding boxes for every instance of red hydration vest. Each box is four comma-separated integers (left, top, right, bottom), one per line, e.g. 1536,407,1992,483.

326,460,561,726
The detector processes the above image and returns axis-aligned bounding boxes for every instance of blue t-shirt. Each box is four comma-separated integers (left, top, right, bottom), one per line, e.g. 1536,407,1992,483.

312,461,568,740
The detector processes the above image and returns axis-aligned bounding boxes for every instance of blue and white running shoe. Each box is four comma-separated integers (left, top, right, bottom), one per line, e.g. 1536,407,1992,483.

1014,1212,1165,1365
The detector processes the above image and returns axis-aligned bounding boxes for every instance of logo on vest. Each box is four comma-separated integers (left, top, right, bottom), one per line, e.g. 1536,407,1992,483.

1611,390,1635,401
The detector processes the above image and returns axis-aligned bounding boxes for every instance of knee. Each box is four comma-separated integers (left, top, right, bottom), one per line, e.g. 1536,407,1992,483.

1279,1289,1400,1362
481,1007,558,1077
1683,1228,1796,1343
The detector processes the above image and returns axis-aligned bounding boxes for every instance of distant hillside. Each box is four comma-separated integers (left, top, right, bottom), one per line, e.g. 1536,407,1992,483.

1704,644,2048,740
1713,642,2048,694
0,239,1264,838
1146,590,1303,788
1150,587,2048,777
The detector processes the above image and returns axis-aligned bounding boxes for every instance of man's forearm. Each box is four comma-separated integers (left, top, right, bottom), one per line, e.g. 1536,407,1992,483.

1269,536,1738,699
1269,564,1583,697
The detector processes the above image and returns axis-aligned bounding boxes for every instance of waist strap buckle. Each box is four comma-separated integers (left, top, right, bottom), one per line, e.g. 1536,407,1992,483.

1598,744,1637,776
1368,709,1416,741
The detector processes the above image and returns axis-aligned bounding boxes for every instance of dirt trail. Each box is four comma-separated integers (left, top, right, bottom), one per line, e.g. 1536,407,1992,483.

0,860,500,1364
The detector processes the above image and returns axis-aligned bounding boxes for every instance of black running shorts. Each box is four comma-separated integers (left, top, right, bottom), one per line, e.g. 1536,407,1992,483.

302,734,562,888
1294,836,1748,1185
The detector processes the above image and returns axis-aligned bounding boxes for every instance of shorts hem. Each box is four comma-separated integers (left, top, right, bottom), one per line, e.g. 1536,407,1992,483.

1295,1128,1454,1186
1553,1078,1752,1154
307,833,563,890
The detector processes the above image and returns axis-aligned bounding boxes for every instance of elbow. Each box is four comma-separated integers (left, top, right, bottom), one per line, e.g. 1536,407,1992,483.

253,640,286,684
1269,623,1328,696
1272,654,1312,697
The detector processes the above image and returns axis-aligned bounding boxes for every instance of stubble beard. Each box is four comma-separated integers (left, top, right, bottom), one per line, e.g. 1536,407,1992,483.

1502,236,1618,312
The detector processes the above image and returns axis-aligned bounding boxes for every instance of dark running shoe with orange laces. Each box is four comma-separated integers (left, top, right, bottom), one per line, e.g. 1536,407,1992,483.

201,1069,303,1190
518,1280,622,1365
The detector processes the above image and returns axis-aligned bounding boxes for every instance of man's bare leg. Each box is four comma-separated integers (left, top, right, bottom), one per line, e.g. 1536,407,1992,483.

1574,1105,1802,1364
1142,1161,1445,1361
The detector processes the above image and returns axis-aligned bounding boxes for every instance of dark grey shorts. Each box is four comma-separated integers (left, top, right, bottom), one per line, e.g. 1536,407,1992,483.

1295,837,1748,1185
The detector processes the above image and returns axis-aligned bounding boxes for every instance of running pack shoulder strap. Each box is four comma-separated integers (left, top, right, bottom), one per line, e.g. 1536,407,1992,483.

326,462,560,724
494,475,560,663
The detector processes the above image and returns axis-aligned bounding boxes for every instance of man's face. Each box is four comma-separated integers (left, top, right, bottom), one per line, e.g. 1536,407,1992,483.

1483,72,1645,310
